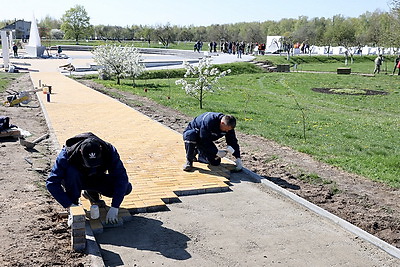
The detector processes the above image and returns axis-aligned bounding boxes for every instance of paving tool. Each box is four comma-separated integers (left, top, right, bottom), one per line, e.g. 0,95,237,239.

19,133,49,149
2,88,38,107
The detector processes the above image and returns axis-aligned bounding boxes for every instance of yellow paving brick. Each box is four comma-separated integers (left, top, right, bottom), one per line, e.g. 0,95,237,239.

31,72,232,213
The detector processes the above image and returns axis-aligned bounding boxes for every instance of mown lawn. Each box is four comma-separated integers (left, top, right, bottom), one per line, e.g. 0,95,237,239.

0,73,19,93
80,62,400,187
257,54,399,74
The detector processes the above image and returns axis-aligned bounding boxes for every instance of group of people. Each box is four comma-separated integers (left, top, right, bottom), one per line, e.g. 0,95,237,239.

196,40,258,56
374,54,400,75
47,112,243,225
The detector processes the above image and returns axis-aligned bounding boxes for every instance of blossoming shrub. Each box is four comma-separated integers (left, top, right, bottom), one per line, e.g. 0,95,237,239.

175,58,231,109
93,44,145,85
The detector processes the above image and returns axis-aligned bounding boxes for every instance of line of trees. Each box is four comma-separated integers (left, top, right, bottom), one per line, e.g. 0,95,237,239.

2,2,400,51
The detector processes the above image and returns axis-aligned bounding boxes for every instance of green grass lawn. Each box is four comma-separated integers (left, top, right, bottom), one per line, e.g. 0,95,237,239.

79,62,400,188
0,73,19,93
256,54,399,74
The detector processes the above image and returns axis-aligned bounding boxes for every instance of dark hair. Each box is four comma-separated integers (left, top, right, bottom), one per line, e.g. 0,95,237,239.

222,115,236,128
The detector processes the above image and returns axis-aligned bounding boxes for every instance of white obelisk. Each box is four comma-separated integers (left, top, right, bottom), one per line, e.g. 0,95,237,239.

25,14,45,57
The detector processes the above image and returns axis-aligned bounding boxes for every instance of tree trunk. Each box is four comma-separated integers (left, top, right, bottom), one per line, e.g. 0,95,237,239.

200,87,203,109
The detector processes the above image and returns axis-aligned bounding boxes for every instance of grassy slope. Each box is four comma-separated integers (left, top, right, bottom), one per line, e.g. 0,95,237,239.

79,58,400,187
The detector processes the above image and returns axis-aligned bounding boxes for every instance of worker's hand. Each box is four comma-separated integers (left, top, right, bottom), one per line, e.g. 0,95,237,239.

226,146,235,155
216,150,228,158
235,158,243,171
106,207,119,224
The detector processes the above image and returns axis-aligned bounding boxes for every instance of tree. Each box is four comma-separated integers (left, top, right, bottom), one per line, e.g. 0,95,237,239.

124,47,145,86
50,29,64,39
61,5,92,44
93,44,144,85
39,15,61,30
153,23,176,48
175,58,231,109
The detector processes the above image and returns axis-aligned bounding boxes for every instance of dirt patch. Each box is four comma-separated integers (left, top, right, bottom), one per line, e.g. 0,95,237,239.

79,79,400,249
312,87,389,95
0,74,89,266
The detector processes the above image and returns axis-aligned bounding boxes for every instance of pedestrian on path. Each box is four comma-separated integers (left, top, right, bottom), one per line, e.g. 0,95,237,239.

373,55,383,74
47,132,132,224
182,112,243,172
12,43,18,57
392,55,400,75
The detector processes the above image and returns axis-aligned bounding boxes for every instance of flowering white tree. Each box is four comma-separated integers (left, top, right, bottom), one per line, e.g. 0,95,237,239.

175,58,231,109
124,47,145,86
93,44,145,85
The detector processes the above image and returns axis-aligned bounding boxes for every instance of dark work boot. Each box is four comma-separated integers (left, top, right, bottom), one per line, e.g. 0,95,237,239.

82,190,106,207
183,160,193,171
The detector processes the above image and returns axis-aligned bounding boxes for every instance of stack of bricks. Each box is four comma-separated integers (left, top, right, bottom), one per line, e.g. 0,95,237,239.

70,206,86,251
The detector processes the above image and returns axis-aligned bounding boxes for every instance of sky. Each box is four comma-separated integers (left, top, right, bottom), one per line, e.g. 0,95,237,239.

0,0,392,27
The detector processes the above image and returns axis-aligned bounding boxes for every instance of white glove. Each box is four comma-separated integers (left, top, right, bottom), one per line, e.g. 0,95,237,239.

235,158,243,171
216,150,227,158
90,204,100,219
226,146,235,155
106,207,119,224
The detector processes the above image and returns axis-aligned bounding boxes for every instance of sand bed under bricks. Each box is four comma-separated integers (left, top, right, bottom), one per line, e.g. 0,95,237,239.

30,72,234,237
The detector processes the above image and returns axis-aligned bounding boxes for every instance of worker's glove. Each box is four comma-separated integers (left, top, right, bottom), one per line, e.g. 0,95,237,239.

106,207,119,224
226,146,235,155
235,158,243,171
90,205,100,219
216,150,228,158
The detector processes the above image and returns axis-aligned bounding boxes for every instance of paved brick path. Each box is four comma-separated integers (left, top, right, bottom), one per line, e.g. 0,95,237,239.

30,72,232,230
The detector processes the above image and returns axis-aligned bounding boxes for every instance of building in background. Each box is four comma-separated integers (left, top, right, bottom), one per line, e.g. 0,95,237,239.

0,20,31,41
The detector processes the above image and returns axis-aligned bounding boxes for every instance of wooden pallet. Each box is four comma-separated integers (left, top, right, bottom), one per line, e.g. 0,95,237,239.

0,128,21,138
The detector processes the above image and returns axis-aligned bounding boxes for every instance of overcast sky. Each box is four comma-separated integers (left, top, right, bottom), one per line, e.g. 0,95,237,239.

0,0,391,26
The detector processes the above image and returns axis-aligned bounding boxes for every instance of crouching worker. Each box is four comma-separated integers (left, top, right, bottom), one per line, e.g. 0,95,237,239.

47,132,132,224
183,112,243,172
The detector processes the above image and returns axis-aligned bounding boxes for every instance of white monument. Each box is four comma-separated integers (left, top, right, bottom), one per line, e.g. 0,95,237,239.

265,36,282,53
1,31,10,70
25,14,45,57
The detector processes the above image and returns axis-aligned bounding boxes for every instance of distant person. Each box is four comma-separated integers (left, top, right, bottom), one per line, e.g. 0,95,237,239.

47,132,132,224
393,55,400,75
373,55,383,74
213,41,217,53
12,44,18,57
57,46,63,57
182,112,243,172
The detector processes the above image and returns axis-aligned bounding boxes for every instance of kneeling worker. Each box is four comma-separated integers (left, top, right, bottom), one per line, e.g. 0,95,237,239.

183,112,243,172
47,132,132,224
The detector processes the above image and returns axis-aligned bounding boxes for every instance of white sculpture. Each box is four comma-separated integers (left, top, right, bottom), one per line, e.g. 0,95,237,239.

25,14,45,57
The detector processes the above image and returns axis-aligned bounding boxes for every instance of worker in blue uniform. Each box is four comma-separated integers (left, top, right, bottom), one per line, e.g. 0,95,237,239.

182,112,243,172
47,132,132,224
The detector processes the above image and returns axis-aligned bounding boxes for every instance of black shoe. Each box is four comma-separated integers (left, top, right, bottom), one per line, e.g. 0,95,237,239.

82,190,106,207
183,161,193,171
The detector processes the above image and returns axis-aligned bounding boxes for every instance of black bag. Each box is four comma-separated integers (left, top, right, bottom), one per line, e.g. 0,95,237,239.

0,116,10,131
0,116,16,131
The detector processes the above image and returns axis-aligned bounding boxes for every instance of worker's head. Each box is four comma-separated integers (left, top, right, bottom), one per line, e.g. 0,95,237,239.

80,138,103,168
220,115,236,132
